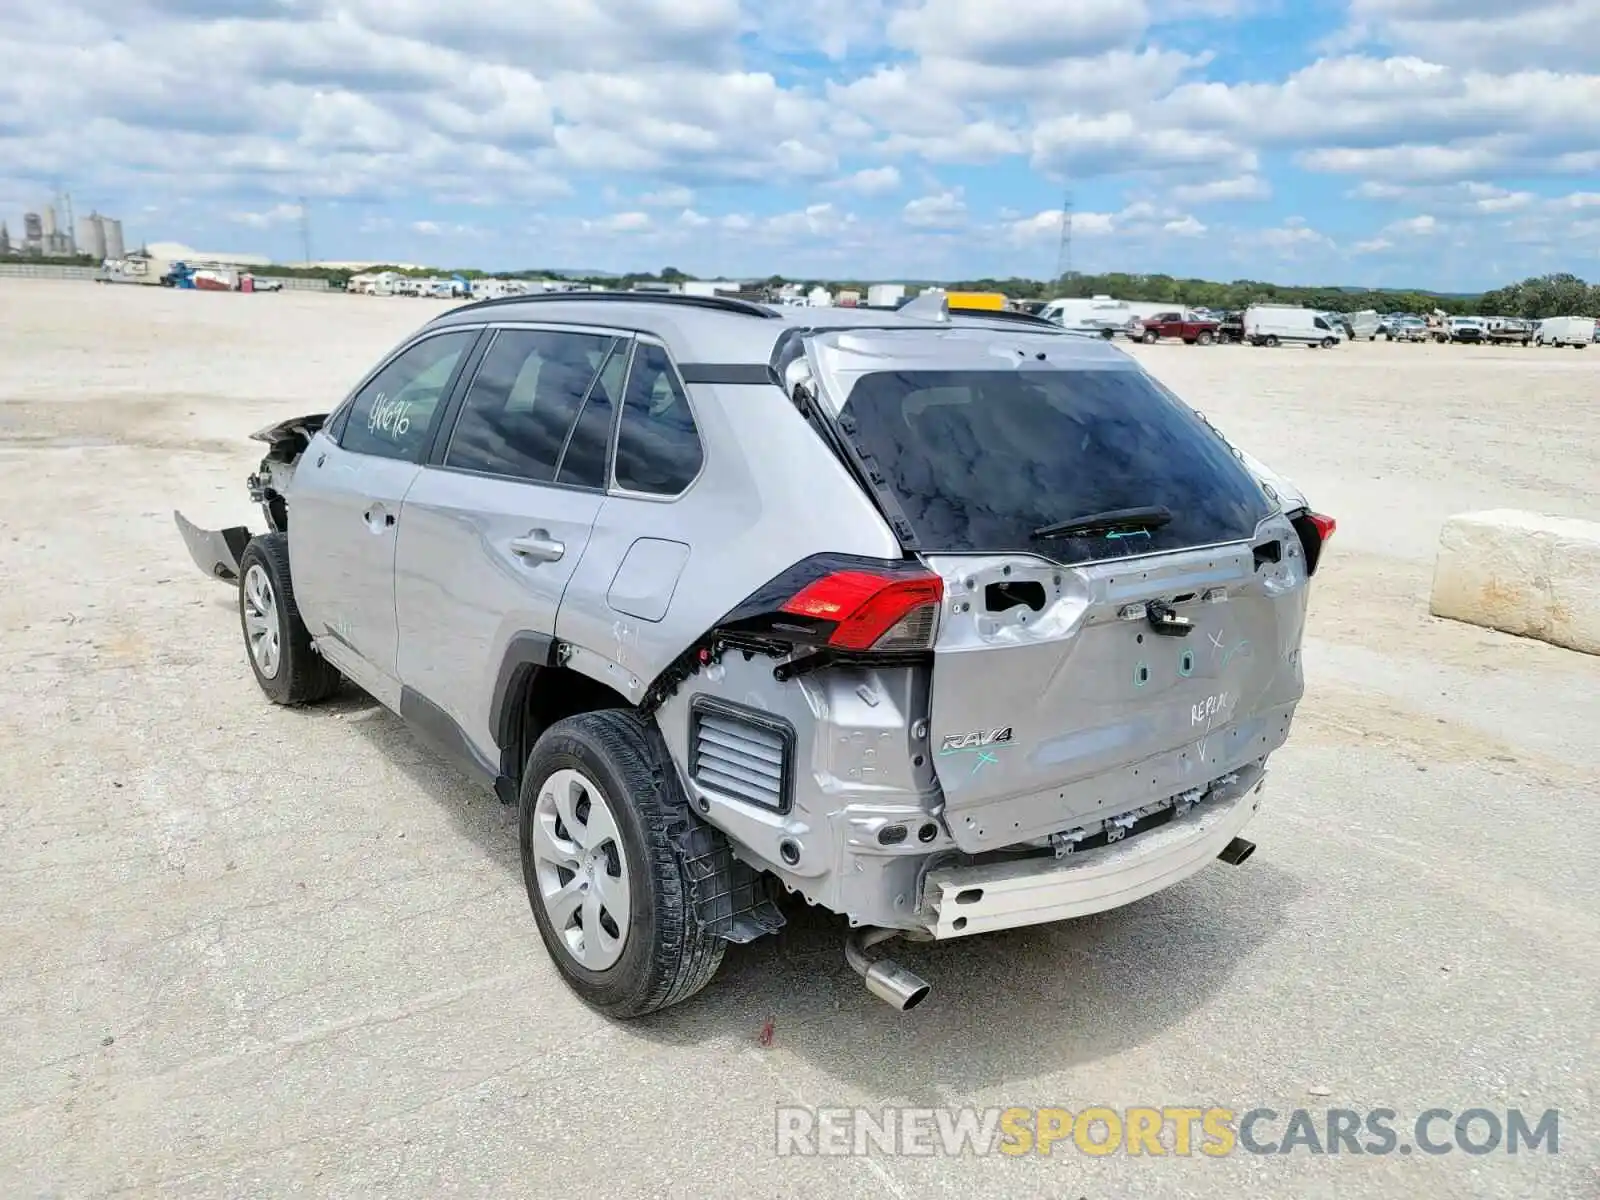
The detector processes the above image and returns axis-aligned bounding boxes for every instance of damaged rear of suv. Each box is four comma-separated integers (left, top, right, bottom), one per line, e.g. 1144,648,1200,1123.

176,292,1332,1017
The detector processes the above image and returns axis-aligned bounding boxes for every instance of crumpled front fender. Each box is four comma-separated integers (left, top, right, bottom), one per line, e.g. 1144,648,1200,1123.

174,510,251,583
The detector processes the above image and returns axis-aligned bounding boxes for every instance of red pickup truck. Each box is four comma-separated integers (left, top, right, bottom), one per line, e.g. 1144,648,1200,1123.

1134,311,1220,345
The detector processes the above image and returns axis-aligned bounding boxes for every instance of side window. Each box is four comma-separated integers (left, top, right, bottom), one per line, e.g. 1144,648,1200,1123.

556,339,631,490
340,331,476,461
613,342,704,495
444,329,617,482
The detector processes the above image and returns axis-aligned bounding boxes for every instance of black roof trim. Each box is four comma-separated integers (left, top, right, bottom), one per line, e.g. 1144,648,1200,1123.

677,362,779,385
444,291,782,320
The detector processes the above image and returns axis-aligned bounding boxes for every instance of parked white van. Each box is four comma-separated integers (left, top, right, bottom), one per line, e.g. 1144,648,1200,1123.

1534,316,1592,348
1244,305,1342,348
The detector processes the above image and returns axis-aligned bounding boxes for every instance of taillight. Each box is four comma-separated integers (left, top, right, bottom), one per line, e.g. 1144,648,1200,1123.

781,570,943,651
1290,510,1336,576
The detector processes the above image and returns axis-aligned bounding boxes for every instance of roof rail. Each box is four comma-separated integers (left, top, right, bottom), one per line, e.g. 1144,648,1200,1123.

447,290,781,319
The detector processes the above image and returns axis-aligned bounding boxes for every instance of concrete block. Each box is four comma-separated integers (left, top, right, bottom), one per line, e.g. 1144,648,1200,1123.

1430,509,1600,655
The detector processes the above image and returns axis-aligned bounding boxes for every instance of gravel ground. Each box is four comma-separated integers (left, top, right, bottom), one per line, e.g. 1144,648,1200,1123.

1,281,1596,1198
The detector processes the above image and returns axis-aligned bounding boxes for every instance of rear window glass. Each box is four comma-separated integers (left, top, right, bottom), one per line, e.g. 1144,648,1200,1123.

841,368,1273,563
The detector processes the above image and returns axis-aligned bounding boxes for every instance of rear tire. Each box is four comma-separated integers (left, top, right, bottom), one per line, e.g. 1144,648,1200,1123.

237,533,341,705
520,709,725,1019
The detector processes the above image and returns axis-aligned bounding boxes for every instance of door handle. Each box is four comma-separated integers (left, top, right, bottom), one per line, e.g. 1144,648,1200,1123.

362,506,395,529
510,532,565,563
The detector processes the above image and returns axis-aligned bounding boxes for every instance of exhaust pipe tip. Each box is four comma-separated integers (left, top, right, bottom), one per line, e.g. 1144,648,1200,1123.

846,927,932,1011
863,960,932,1011
1218,836,1256,866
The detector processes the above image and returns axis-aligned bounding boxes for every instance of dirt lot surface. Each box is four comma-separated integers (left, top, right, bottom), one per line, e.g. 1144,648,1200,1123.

2,281,1596,1198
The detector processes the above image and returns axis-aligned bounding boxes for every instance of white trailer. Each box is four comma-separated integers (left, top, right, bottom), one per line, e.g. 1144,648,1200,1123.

1039,295,1169,336
1243,305,1342,348
1534,316,1592,348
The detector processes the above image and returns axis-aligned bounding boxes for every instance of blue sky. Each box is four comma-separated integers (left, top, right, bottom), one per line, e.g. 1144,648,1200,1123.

4,0,1599,289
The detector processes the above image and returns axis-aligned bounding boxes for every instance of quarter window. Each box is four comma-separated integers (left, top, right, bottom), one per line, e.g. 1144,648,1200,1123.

613,342,703,495
555,339,631,490
445,329,618,482
340,331,476,462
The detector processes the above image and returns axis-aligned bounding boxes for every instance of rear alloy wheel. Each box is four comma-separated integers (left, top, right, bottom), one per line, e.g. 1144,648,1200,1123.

237,533,341,705
520,709,724,1018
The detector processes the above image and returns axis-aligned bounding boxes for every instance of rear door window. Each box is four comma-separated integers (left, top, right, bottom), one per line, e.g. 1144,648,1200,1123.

840,367,1274,563
443,329,619,483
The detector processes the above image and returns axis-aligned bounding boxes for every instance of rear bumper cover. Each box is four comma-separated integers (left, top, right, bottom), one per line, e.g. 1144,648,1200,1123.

174,510,251,583
920,767,1265,939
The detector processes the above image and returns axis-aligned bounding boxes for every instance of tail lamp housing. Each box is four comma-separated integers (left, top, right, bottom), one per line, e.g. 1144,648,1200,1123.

715,554,944,655
1290,510,1336,576
780,570,943,651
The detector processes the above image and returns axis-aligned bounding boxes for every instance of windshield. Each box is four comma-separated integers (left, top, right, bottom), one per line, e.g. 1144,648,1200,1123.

840,367,1276,564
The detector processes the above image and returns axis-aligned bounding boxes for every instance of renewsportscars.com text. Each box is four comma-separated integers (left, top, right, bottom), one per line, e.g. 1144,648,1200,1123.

774,1106,1561,1159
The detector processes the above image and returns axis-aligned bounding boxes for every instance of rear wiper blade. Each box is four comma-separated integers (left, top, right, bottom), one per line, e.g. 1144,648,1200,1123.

1031,505,1174,540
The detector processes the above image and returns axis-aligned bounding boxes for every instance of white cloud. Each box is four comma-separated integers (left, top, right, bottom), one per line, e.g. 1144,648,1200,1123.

584,210,652,233
640,185,694,207
1170,174,1270,203
230,202,303,228
1339,0,1600,71
1387,213,1440,236
902,190,966,228
887,0,1150,64
1163,215,1206,236
828,165,902,195
1351,237,1393,254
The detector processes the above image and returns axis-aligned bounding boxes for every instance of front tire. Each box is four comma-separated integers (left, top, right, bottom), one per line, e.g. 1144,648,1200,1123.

1196,330,1214,346
237,533,341,705
520,710,725,1018
1142,329,1159,344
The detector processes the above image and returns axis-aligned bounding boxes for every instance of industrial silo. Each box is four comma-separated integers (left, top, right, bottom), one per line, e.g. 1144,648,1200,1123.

78,214,108,260
104,218,125,260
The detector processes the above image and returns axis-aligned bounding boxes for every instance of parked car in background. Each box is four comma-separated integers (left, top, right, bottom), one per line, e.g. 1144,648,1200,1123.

1534,316,1592,348
1446,317,1486,344
1345,310,1380,340
1385,317,1430,343
1132,311,1221,345
1484,317,1533,345
1218,311,1245,344
1244,305,1341,348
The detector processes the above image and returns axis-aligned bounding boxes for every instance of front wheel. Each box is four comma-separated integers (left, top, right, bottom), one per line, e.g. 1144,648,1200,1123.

1141,330,1159,344
1321,337,1337,349
520,710,725,1019
1195,331,1215,346
1264,335,1280,347
237,533,341,705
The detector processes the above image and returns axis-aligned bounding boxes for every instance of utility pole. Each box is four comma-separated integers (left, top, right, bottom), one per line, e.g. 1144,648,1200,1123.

1053,187,1074,290
298,196,312,266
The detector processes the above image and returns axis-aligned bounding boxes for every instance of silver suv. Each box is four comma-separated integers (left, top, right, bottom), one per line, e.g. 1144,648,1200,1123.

176,291,1334,1017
